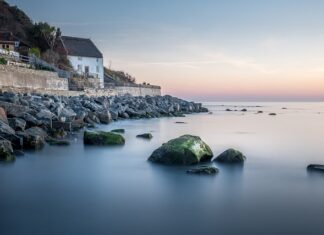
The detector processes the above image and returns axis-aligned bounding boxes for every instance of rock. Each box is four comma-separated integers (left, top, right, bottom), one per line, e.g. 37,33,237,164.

0,107,8,124
0,119,15,136
226,109,232,112
36,109,56,120
22,112,42,127
8,118,26,131
0,101,30,117
186,166,219,175
97,110,112,124
208,112,213,115
307,164,324,172
241,109,247,112
0,140,15,162
23,127,47,150
269,113,277,116
84,131,125,145
175,121,186,124
111,129,125,133
257,111,263,114
214,148,246,163
59,108,76,122
136,133,153,139
46,137,70,146
148,135,213,165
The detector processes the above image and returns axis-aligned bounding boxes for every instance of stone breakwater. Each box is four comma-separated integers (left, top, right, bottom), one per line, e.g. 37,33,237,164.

0,91,208,161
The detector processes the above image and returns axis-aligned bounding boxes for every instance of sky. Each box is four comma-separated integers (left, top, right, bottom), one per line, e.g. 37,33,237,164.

7,0,324,101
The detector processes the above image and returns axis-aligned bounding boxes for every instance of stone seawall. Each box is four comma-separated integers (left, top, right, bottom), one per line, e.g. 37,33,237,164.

0,65,68,91
0,65,161,97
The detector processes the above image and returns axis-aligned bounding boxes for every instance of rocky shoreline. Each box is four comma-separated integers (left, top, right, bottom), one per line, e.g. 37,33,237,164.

0,91,208,162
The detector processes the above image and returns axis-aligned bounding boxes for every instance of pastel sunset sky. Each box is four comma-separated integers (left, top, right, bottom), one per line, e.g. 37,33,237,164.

8,0,324,101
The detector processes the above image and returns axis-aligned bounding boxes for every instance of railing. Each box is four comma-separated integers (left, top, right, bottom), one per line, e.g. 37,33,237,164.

0,49,71,79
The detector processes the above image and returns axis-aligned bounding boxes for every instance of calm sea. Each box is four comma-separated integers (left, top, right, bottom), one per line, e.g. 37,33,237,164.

1,102,324,235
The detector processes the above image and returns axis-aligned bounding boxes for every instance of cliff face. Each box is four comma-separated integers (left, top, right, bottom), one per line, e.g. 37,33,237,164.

0,0,33,44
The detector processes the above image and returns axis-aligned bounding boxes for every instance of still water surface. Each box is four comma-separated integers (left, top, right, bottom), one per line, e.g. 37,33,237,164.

1,102,324,235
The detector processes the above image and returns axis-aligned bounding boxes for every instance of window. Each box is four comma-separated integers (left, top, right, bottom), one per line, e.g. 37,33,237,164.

96,66,99,73
96,58,99,63
77,64,82,71
78,57,82,61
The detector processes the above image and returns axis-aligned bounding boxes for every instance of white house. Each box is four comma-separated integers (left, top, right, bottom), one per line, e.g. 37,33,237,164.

58,36,104,88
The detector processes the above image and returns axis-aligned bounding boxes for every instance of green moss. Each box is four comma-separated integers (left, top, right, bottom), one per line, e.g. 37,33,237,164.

84,131,125,146
148,135,213,165
47,138,70,146
136,133,153,139
0,149,15,162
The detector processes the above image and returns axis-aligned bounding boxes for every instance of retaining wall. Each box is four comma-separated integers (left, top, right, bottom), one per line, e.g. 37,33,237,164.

0,65,68,91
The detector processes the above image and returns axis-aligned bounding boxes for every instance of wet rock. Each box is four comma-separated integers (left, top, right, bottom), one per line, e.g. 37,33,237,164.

46,137,70,146
186,166,219,175
269,113,277,116
0,107,8,124
0,140,15,162
257,111,263,114
84,130,125,145
307,164,324,172
214,148,246,163
136,133,153,139
97,110,112,124
0,119,15,136
148,135,213,165
175,121,187,124
226,109,232,112
111,129,125,133
241,109,247,112
8,118,26,131
23,127,47,150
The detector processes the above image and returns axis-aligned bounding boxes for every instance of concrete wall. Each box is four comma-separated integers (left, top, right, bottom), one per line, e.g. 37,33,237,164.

0,65,68,91
68,55,104,88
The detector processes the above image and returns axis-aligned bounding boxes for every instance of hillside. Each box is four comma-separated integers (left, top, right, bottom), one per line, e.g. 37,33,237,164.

104,67,136,85
0,0,33,44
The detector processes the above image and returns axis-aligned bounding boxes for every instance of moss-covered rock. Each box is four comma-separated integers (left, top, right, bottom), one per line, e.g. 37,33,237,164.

136,133,153,139
46,137,70,146
111,129,125,133
0,140,15,162
84,131,125,146
214,148,246,163
148,135,213,165
186,166,219,175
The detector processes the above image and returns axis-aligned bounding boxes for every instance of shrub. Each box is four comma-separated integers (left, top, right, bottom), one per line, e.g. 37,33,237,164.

0,58,7,65
29,47,41,58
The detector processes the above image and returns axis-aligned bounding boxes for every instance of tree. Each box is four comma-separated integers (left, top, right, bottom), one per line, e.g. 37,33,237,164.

29,22,58,52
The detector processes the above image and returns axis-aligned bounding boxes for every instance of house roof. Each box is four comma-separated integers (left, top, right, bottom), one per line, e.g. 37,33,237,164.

60,36,103,58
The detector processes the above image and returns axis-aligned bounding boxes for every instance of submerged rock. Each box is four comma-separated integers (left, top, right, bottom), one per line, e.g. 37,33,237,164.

269,113,277,116
186,166,219,175
46,137,70,146
84,130,125,145
241,109,247,112
148,135,213,165
214,148,246,163
111,129,125,133
136,133,153,139
175,121,187,124
0,140,15,162
307,164,324,172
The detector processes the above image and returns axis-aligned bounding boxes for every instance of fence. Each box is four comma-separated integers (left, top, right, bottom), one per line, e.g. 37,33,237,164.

0,49,71,79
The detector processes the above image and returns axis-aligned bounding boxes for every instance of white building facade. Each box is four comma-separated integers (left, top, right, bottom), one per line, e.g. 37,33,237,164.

59,36,104,88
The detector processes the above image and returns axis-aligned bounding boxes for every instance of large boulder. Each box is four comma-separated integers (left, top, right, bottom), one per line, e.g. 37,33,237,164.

84,131,125,145
0,107,8,124
0,140,15,162
8,118,26,131
214,148,246,163
97,110,112,124
148,135,213,165
23,127,47,150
